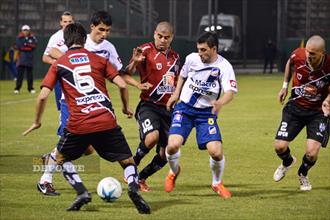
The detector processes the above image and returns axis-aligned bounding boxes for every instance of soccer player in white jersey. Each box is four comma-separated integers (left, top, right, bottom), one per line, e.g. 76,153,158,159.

36,11,126,196
165,32,237,199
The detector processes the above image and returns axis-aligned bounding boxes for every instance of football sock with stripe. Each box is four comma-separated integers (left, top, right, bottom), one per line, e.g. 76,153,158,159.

62,161,87,195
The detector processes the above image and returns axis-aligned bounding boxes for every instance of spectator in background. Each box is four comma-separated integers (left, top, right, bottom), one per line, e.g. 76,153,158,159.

263,39,276,74
14,25,38,94
3,43,18,80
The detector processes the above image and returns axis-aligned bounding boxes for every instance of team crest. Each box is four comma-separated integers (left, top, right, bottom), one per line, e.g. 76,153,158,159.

210,68,220,77
319,122,326,132
156,63,162,70
297,73,302,80
208,118,214,125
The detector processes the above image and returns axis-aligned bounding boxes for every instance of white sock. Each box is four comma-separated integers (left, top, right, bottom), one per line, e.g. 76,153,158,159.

39,150,57,184
210,156,225,185
124,165,138,185
166,149,181,174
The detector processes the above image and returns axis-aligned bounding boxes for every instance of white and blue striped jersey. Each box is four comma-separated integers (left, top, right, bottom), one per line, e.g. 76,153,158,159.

179,53,237,108
84,34,123,71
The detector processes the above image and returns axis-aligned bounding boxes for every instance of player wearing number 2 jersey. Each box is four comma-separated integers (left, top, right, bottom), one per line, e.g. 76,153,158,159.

273,35,330,191
23,23,150,214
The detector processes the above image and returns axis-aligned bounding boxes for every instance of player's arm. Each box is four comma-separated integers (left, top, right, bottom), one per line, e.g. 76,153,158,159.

211,90,235,115
322,86,330,117
120,72,153,91
278,58,293,104
112,75,133,118
166,75,186,111
22,87,52,136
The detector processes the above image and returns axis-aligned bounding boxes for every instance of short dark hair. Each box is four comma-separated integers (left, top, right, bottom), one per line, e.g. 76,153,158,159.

60,11,72,20
197,31,218,51
64,23,87,48
90,11,112,26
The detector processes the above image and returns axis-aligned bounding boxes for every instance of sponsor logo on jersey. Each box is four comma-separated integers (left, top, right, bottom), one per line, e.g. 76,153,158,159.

156,63,162,70
69,56,90,64
230,80,237,88
192,79,217,88
208,126,217,134
75,94,105,105
81,104,107,114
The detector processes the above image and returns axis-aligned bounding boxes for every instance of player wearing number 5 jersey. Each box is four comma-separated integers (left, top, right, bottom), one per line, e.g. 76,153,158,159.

273,35,330,191
122,21,180,192
23,23,150,214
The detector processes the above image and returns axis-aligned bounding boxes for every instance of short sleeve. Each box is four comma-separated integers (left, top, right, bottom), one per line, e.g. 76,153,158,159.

105,60,119,81
220,62,238,93
41,63,58,90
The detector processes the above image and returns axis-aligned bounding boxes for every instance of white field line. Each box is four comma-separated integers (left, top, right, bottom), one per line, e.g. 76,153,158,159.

0,98,35,106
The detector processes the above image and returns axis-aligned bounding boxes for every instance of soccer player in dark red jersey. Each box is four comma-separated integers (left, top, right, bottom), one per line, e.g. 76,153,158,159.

273,35,330,191
122,21,180,192
23,23,150,214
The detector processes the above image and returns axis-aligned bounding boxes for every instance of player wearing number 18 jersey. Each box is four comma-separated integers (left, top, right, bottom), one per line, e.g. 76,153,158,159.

273,35,330,191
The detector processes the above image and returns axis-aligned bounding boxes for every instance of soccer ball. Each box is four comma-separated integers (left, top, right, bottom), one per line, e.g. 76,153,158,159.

97,177,122,202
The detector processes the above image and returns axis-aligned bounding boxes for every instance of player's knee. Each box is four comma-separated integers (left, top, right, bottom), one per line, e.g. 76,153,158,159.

144,130,159,148
84,145,94,155
55,150,65,165
274,140,288,153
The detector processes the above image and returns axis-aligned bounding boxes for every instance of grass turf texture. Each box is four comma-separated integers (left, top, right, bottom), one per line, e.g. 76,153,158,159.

0,74,329,220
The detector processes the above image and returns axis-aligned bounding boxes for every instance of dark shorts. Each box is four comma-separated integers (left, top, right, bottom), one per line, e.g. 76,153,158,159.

275,101,329,147
57,126,132,162
135,101,172,151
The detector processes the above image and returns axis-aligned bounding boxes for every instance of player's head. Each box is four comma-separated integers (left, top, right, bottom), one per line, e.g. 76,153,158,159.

60,11,73,30
64,23,87,48
153,21,174,52
305,35,326,68
21,25,31,36
90,11,112,44
197,31,218,63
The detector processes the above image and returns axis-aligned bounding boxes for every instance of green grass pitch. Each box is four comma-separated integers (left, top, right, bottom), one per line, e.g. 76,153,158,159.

0,74,329,220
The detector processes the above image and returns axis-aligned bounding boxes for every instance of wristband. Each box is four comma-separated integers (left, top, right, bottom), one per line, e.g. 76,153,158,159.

282,82,288,89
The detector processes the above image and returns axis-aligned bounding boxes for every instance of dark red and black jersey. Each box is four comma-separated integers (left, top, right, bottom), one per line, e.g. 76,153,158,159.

42,47,119,134
289,48,330,111
134,42,180,106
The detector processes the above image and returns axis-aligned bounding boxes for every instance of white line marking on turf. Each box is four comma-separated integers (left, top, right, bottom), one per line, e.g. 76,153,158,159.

0,98,35,106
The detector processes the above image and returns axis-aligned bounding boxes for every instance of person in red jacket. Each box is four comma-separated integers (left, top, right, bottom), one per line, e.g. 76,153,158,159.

14,25,38,94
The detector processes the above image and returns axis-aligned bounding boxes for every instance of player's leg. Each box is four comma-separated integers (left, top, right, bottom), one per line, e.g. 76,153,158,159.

91,127,150,214
273,102,304,181
195,116,231,198
165,110,192,192
138,108,171,191
26,66,34,92
37,147,59,196
56,130,91,211
297,114,328,191
14,66,24,93
134,103,160,165
37,99,69,195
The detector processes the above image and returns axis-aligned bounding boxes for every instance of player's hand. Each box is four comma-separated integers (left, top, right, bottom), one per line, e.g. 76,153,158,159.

122,107,133,119
278,88,288,104
211,100,222,115
22,122,41,136
322,98,330,117
166,95,178,111
132,47,145,62
137,82,153,91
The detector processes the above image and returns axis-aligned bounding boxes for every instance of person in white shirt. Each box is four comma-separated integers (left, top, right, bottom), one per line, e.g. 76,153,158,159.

164,31,237,199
